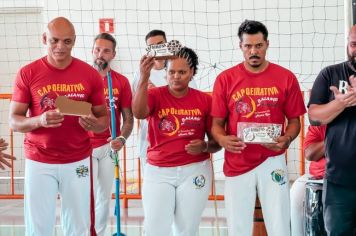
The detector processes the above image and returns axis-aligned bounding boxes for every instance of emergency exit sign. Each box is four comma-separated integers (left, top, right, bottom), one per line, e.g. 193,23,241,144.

99,18,114,33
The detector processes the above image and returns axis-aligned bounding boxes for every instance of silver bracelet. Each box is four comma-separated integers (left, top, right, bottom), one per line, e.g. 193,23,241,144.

118,136,126,145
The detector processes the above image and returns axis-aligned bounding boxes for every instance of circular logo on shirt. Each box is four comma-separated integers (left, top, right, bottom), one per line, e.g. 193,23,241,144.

158,115,180,136
40,92,57,110
235,96,256,118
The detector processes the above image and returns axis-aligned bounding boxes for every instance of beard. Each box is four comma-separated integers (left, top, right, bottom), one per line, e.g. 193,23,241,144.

351,58,356,70
248,55,262,68
94,58,109,71
348,49,356,62
250,63,262,68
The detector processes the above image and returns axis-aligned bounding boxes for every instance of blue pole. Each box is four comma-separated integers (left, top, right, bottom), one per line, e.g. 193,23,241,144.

107,71,125,236
107,71,116,139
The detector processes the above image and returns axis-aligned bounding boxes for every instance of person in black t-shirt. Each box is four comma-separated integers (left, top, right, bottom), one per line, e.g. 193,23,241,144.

308,25,356,235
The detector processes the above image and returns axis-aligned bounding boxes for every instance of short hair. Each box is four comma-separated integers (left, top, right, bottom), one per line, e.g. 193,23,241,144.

145,29,167,43
238,20,268,42
93,33,116,51
174,47,199,76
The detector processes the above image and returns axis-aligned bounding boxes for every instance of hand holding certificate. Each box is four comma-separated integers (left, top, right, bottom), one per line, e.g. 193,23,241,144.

237,122,282,144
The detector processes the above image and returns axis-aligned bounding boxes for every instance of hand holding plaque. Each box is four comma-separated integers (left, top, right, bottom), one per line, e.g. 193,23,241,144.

146,40,183,60
237,122,282,144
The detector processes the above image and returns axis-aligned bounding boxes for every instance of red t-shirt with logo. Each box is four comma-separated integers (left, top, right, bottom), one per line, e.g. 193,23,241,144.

12,56,105,164
147,86,211,167
89,70,132,148
304,125,326,178
211,63,306,177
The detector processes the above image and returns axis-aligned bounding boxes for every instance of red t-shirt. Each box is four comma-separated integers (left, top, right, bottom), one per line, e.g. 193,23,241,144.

12,56,105,164
304,125,326,178
147,86,211,167
211,63,306,176
89,70,132,148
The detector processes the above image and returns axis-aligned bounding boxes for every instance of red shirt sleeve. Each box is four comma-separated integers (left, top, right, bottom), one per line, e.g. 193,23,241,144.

304,125,326,150
304,125,327,178
12,69,31,103
147,87,160,116
283,73,306,119
211,74,228,118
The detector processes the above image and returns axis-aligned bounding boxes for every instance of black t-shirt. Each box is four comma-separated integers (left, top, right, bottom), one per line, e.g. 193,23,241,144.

308,61,356,187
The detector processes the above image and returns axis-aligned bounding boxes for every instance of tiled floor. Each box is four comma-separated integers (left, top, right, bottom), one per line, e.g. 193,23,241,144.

0,199,228,236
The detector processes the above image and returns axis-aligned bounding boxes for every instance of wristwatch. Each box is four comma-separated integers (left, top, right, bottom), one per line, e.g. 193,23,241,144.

118,136,126,145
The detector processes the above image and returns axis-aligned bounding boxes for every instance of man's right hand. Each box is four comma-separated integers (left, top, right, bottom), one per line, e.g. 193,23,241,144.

219,135,246,153
39,110,64,128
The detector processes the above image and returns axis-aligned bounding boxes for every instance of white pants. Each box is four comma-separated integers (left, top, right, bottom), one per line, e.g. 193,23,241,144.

92,143,115,236
290,174,324,236
225,154,291,236
142,160,212,236
24,158,91,236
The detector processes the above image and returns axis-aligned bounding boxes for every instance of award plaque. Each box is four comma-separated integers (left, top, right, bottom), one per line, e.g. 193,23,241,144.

55,96,92,116
146,40,182,60
237,122,282,144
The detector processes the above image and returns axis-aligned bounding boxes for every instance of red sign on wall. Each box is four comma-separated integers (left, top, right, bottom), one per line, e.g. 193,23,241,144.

99,18,114,33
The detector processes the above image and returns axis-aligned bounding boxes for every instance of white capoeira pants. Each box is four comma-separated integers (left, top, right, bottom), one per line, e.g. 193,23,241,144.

290,174,324,236
142,159,212,236
24,157,91,236
92,143,115,236
225,154,291,236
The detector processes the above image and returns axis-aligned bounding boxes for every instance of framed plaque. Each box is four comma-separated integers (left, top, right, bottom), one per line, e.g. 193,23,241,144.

237,122,282,144
146,40,182,60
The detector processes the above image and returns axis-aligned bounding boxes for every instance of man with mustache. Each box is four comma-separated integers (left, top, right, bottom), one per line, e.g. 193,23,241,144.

308,25,356,235
211,20,305,236
91,33,133,236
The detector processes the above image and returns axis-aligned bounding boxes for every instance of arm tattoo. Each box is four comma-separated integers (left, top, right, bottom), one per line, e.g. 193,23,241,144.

120,108,134,138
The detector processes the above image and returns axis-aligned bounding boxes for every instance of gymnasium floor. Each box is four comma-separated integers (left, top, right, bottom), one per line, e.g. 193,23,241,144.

0,199,228,236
